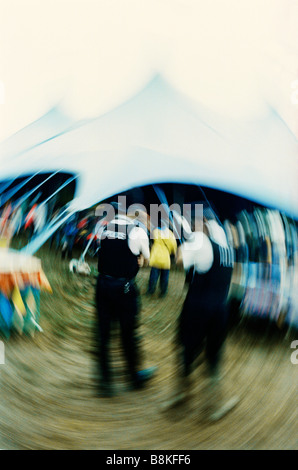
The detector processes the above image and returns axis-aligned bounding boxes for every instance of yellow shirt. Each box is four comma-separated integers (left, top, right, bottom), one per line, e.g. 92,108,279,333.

149,228,177,270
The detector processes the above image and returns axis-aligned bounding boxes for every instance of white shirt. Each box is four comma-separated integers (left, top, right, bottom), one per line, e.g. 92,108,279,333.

180,232,214,274
96,216,150,260
206,220,228,247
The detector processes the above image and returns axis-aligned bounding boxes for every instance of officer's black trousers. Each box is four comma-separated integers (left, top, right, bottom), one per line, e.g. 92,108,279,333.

95,275,140,385
178,281,230,377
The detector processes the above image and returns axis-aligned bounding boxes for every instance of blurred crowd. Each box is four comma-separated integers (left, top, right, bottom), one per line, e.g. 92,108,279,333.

0,196,48,248
0,197,297,328
0,198,99,257
224,208,298,328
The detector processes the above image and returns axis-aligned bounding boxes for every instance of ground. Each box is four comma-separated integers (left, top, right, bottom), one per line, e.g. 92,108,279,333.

0,245,296,450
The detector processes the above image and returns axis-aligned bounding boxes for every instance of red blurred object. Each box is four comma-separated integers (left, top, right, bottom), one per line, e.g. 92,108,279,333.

24,204,37,229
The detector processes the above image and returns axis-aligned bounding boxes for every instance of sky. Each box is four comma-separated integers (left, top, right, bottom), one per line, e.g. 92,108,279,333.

0,0,297,143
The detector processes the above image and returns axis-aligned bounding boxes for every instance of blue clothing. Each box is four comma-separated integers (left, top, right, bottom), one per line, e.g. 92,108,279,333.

148,267,170,296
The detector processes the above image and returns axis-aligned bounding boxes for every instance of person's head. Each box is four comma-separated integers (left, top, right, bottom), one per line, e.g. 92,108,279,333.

95,200,124,224
127,204,149,231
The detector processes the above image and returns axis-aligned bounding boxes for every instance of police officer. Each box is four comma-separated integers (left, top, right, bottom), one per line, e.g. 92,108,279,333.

167,214,239,421
95,202,156,396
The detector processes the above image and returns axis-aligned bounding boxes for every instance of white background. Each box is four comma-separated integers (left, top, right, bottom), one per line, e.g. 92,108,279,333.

0,0,297,142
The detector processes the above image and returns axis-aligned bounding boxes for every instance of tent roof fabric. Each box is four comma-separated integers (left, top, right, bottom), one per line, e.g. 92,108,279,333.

0,106,73,164
0,75,297,217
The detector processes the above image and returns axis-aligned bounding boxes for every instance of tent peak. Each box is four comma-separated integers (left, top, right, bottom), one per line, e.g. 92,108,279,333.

0,104,72,146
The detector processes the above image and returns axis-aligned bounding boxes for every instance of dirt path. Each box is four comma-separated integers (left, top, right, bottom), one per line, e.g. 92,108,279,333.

0,246,296,450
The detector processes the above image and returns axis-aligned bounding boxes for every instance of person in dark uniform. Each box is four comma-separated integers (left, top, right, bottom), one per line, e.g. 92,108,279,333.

95,203,156,397
167,215,239,421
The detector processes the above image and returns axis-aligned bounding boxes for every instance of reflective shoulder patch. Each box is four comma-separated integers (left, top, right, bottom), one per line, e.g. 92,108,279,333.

104,230,126,240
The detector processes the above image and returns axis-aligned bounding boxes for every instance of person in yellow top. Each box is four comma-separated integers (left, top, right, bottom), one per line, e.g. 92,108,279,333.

147,224,177,297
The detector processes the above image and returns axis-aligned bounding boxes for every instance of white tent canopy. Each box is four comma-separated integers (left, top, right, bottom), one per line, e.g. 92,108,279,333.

0,106,73,166
0,75,297,217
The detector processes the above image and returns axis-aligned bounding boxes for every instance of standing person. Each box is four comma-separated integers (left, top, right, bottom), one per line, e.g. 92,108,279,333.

147,224,177,297
0,202,12,248
61,215,78,260
49,208,63,250
9,203,24,238
24,203,37,240
95,203,157,397
167,215,239,421
33,202,47,235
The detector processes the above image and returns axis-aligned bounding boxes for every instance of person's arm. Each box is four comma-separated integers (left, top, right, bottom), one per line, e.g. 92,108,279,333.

129,226,150,266
138,231,150,266
166,231,178,255
137,254,146,267
176,245,184,266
